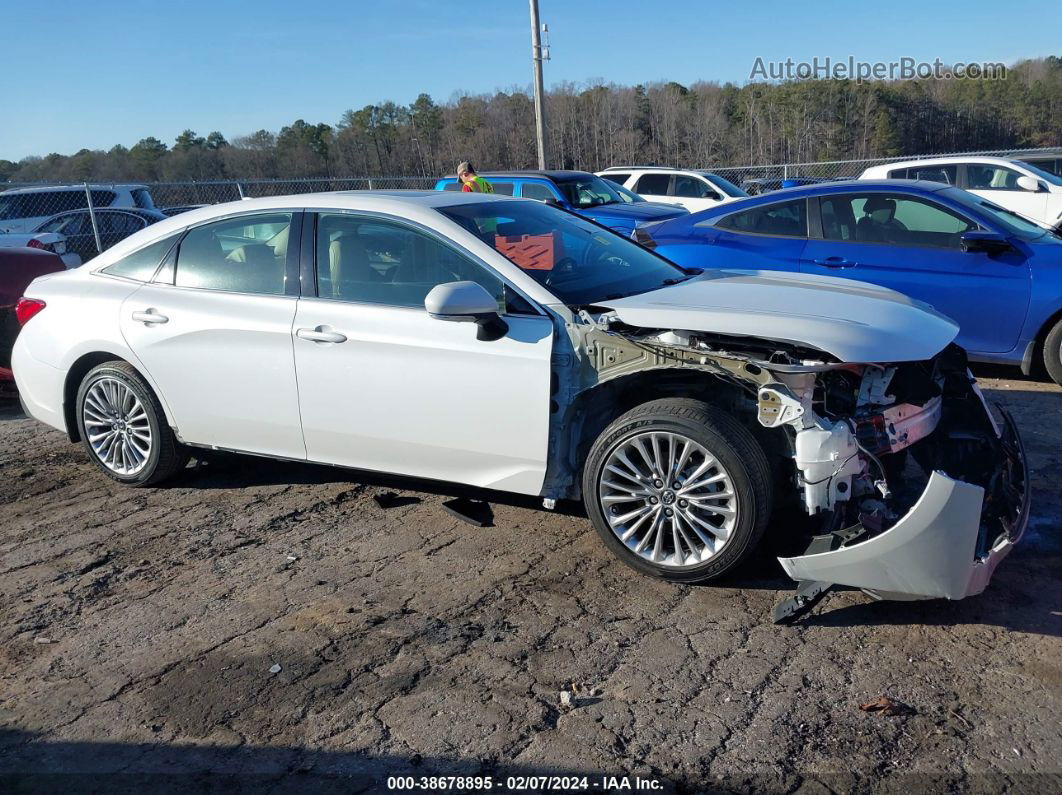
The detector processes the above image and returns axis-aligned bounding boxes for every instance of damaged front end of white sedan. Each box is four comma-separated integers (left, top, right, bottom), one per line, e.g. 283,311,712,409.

543,272,1030,622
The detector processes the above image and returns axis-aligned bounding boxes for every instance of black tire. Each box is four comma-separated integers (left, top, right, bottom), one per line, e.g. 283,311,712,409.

76,361,189,486
582,398,773,583
1043,319,1062,386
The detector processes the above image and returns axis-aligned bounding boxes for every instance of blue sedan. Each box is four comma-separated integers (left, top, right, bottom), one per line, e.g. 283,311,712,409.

640,180,1062,383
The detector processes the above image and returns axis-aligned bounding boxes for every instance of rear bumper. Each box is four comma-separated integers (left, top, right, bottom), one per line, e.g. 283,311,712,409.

778,408,1030,601
10,341,67,433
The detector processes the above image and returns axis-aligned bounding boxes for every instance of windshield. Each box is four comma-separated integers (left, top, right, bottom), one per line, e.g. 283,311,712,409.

1014,161,1062,187
701,173,749,198
554,175,623,208
941,187,1058,242
437,200,690,306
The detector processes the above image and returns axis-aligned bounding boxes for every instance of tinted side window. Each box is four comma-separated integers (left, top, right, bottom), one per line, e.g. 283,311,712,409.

90,190,118,208
821,194,974,247
101,233,181,281
520,183,558,202
175,213,292,294
718,200,807,237
315,214,506,310
98,212,146,235
441,182,462,192
490,182,515,196
634,174,670,194
131,189,155,209
909,165,957,184
37,212,88,234
600,173,631,185
966,164,1024,191
672,176,711,198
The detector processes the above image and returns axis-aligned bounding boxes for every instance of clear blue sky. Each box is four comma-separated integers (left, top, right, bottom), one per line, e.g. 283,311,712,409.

4,0,1056,160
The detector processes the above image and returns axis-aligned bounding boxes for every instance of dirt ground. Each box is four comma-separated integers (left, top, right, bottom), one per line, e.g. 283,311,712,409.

0,366,1059,794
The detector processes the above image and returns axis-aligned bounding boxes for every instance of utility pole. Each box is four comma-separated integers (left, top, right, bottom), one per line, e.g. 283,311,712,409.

529,0,548,169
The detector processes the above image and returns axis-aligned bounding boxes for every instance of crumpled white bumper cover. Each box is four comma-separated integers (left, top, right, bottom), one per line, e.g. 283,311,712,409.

778,410,1030,601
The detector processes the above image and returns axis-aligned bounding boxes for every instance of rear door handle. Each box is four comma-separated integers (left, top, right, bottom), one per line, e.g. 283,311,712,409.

296,327,347,344
131,309,169,324
812,257,858,268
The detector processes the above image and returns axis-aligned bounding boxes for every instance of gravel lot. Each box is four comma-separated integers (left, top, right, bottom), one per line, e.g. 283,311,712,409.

0,367,1059,793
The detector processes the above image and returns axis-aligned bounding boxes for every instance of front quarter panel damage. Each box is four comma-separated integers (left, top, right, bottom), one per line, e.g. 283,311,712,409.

544,308,1030,609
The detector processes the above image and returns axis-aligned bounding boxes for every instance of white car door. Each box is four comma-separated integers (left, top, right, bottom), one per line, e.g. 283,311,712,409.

671,174,728,213
119,211,306,459
631,173,676,207
964,163,1049,226
292,212,554,495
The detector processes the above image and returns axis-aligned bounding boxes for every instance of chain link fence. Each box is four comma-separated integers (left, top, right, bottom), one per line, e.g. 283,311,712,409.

2,147,1061,264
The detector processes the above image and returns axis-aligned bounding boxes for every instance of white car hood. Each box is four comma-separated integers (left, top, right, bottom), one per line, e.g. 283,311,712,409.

600,269,959,363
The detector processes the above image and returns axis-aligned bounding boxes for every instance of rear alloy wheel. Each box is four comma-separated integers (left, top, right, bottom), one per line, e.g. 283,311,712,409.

583,398,772,583
76,361,189,486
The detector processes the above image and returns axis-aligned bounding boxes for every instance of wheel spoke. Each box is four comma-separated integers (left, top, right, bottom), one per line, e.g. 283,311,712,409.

599,430,738,569
81,377,152,476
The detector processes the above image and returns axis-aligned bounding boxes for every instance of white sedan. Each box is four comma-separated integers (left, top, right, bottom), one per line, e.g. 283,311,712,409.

12,191,1029,618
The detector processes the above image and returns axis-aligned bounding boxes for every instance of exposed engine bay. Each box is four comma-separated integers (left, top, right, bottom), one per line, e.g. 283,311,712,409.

547,309,1029,619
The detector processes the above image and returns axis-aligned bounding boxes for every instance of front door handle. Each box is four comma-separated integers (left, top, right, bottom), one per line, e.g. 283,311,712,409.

812,257,858,268
296,326,347,344
131,309,169,324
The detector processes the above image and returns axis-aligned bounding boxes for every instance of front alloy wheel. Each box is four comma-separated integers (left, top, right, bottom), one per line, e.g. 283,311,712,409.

599,431,737,567
583,398,772,583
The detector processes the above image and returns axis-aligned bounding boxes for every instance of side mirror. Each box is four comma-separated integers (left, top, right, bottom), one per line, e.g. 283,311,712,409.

960,230,1012,255
543,197,564,209
1016,175,1042,193
425,281,509,341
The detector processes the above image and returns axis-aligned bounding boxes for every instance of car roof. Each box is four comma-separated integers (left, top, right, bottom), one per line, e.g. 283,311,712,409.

84,190,526,267
440,170,594,182
0,184,148,195
46,206,167,219
864,155,1030,172
678,179,954,218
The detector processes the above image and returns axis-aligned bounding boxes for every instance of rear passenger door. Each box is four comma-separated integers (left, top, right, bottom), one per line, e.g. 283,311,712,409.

632,173,673,206
671,175,723,213
96,211,148,253
292,211,554,495
119,211,306,458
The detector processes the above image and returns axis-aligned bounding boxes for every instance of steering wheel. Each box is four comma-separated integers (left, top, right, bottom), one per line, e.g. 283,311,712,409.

543,256,579,286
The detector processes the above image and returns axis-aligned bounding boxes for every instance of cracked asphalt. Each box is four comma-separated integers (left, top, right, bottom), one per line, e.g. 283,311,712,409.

0,367,1059,793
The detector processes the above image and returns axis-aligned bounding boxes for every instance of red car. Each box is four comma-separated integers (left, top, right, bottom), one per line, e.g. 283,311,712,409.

1,247,65,385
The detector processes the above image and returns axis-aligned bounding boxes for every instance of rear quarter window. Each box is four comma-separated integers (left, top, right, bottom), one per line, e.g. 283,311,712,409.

718,199,808,237
100,233,181,281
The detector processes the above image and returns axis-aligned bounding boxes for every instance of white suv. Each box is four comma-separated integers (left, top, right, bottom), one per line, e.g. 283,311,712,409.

859,156,1062,231
597,167,748,213
0,184,155,234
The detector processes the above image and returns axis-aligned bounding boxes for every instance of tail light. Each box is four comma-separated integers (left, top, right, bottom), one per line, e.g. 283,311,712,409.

26,238,45,250
15,298,46,326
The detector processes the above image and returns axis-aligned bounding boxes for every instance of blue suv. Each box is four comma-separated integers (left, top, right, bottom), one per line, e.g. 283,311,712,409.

434,170,687,236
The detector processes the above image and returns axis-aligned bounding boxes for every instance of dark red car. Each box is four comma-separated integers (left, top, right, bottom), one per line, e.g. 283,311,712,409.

1,247,65,385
